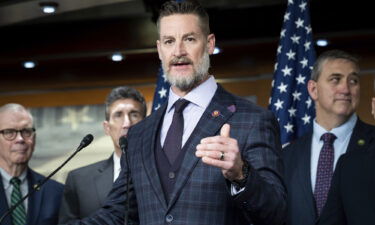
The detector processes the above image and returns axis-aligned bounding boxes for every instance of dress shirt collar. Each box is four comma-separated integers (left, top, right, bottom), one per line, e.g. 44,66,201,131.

166,75,217,113
313,113,357,142
0,167,27,189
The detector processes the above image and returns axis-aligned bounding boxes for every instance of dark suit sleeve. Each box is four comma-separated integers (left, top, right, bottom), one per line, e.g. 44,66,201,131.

61,154,139,225
317,155,347,225
233,110,286,225
59,172,80,223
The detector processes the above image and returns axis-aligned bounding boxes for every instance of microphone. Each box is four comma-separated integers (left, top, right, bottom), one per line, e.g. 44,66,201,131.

119,135,128,155
0,134,94,224
119,136,130,225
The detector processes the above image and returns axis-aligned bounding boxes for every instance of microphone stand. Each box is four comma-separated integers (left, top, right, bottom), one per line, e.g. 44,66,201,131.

0,134,94,224
119,136,130,225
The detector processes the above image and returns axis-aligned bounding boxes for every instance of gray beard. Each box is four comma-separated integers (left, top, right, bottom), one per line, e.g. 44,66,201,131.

163,51,210,92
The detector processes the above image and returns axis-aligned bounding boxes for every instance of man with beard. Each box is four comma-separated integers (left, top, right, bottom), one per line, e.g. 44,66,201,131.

63,1,286,224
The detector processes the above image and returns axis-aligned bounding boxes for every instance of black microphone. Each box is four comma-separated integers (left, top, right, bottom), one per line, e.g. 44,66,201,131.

119,136,130,225
0,134,94,224
119,135,128,155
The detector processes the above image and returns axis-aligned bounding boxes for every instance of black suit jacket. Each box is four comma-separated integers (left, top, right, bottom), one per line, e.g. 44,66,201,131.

317,145,375,225
282,119,375,225
73,85,286,225
0,168,63,225
59,156,114,223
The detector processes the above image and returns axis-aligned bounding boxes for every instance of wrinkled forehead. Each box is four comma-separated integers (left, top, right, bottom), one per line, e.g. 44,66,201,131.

0,110,33,129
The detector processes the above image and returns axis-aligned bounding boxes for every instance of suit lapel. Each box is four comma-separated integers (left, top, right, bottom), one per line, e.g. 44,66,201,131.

0,177,12,225
295,133,317,218
167,86,235,209
27,170,42,225
347,119,375,153
142,102,169,209
94,157,114,205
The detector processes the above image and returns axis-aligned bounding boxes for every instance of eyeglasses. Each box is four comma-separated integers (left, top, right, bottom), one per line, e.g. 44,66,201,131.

0,128,36,141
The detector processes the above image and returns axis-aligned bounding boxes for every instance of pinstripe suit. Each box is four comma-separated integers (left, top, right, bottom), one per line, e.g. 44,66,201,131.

72,85,286,225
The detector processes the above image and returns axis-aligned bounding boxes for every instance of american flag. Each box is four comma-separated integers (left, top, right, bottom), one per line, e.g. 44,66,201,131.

152,66,170,112
269,0,316,147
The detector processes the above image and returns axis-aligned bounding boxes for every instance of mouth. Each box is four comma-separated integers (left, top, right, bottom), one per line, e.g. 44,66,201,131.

170,57,192,69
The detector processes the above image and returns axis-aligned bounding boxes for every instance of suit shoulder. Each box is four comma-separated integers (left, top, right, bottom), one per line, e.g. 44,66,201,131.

29,169,64,191
282,133,311,157
68,158,110,177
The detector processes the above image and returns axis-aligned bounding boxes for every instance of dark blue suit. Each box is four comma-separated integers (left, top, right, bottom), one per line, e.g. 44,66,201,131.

72,85,286,225
318,144,375,225
0,168,64,225
282,119,375,225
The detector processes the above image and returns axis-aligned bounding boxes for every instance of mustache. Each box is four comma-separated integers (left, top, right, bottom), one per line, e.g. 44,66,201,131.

169,56,193,65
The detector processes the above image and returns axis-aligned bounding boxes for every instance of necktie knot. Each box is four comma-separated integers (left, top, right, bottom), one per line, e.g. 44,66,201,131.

320,133,336,145
10,177,21,187
174,99,190,114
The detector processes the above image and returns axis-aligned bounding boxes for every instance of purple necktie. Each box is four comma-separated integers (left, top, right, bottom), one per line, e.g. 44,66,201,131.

314,132,337,216
163,99,190,164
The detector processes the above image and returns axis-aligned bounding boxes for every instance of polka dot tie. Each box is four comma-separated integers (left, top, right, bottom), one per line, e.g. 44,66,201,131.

314,133,336,217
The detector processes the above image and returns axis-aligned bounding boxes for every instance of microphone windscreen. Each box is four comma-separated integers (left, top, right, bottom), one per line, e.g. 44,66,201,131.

80,134,94,149
119,136,128,151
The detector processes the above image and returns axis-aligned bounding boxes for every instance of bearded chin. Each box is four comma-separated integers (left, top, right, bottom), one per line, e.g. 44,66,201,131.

164,51,210,92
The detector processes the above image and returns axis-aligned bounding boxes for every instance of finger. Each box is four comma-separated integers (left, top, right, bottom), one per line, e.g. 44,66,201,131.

195,150,225,160
220,123,230,138
201,156,230,169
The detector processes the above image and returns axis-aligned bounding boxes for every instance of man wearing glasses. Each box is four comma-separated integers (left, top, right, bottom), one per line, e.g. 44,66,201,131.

0,103,63,225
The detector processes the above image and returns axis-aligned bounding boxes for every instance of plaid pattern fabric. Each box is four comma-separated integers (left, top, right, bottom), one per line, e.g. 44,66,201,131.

79,85,285,225
10,177,26,225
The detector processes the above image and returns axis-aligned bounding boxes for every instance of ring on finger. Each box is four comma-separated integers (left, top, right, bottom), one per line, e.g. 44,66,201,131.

220,152,225,161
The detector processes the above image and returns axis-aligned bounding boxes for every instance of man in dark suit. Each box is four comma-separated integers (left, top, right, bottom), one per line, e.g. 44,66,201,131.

283,50,375,225
64,1,286,224
0,103,63,225
59,86,147,222
317,145,375,225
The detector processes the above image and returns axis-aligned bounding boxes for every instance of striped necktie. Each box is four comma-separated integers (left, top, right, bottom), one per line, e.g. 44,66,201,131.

10,177,26,225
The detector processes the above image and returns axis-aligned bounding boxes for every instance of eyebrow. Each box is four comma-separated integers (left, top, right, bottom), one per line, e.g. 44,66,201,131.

161,32,198,40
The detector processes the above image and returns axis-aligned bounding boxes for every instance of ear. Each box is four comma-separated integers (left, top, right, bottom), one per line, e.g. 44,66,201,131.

156,40,162,60
103,121,110,136
206,34,216,55
307,80,318,101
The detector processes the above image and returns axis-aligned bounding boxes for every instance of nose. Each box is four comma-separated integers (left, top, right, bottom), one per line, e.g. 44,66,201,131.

14,131,25,142
122,115,132,128
339,80,350,94
173,40,187,57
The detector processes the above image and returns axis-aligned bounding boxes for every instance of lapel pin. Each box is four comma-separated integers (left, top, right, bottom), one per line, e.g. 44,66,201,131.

357,139,365,146
212,110,220,117
227,105,236,113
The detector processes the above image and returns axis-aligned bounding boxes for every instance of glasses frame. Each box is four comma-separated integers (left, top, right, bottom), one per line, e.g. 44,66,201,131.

0,128,36,141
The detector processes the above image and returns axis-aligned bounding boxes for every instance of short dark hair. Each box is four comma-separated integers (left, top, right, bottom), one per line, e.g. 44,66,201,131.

156,0,210,37
311,49,359,81
104,86,147,121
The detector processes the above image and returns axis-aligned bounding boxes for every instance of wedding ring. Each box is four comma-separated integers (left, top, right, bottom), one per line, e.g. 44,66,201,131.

220,152,225,161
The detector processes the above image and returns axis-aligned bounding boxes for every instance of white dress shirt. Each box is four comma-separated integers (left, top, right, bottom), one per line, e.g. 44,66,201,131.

310,113,357,190
160,75,217,148
113,153,121,182
0,167,28,211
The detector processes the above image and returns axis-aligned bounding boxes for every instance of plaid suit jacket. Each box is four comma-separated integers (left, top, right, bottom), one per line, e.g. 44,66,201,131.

74,85,286,225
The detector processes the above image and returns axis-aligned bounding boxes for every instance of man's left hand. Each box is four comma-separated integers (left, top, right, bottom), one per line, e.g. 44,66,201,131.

196,123,244,181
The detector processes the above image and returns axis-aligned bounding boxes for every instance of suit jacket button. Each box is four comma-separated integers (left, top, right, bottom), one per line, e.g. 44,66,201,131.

168,172,175,179
166,214,173,223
